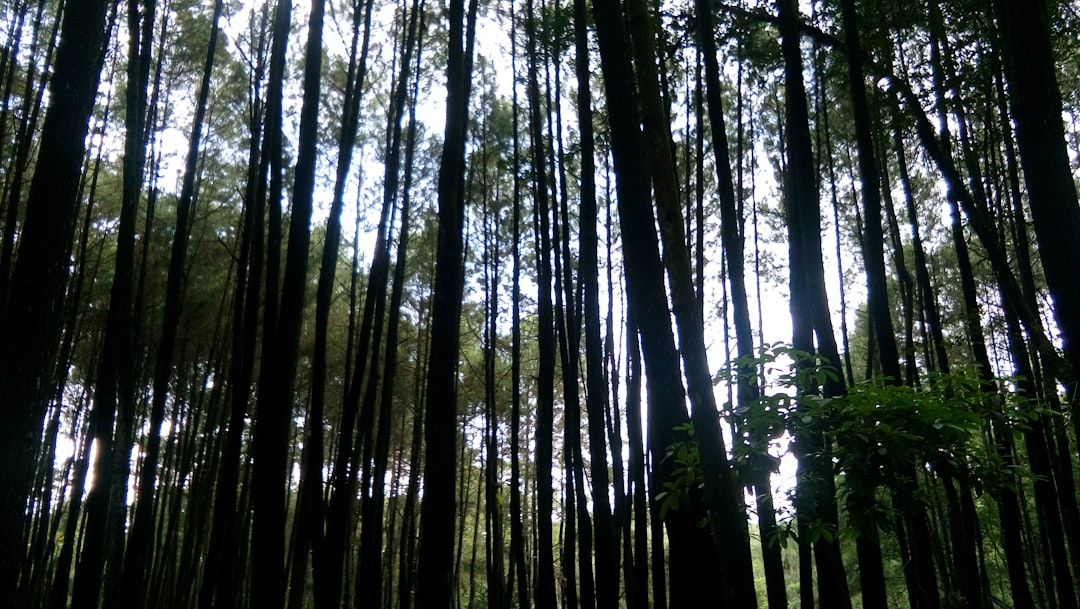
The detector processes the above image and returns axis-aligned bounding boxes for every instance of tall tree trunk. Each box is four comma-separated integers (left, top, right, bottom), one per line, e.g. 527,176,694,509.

356,7,421,604
694,0,786,604
992,0,1080,389
885,75,1070,389
887,100,950,377
879,157,918,387
837,3,897,605
250,0,324,605
993,40,1080,597
508,10,530,606
776,1,852,606
0,0,56,312
571,2,618,605
241,0,290,604
547,36,594,609
997,295,1044,609
71,0,161,597
398,282,430,609
199,8,270,609
308,0,377,605
44,118,113,609
523,1,558,605
0,0,113,591
623,0,757,605
623,317,650,609
123,3,223,607
414,0,477,603
589,0,731,605
481,177,506,609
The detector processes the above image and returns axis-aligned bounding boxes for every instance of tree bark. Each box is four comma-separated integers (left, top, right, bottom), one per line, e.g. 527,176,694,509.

993,0,1080,390
250,0,324,605
0,0,113,591
623,0,757,605
414,0,477,603
571,2,618,605
776,1,853,606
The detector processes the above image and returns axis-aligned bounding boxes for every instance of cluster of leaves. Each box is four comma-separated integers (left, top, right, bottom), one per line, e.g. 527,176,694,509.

661,344,1040,539
656,421,702,520
828,367,1049,503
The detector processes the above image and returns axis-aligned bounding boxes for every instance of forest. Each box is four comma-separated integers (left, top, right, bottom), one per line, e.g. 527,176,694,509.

1,0,1079,607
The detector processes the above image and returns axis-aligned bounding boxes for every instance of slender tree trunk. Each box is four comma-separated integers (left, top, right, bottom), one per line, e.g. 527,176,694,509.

885,75,1070,388
398,285,430,609
414,0,477,603
356,9,422,604
624,0,757,604
481,185,506,609
837,3,898,605
247,2,291,596
0,0,55,311
888,100,950,377
776,1,852,607
696,1,788,605
624,318,650,609
250,0,324,605
589,0,730,605
879,158,918,387
123,4,223,607
523,1,558,605
0,0,113,591
309,0,378,605
571,3,618,606
508,10,530,606
997,295,1044,609
993,0,1080,389
197,10,269,609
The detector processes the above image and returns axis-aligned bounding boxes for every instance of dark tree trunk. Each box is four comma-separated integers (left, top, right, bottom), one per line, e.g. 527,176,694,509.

887,100,950,377
998,296,1044,609
414,0,477,604
508,11,530,607
571,1,618,605
310,0,378,605
523,1,558,605
623,319,650,609
623,0,757,605
0,0,55,312
591,0,742,605
837,3,896,605
546,37,595,609
776,1,852,607
250,0,324,606
0,0,113,591
878,156,918,387
481,187,506,609
198,9,269,609
885,76,1070,389
398,292,429,609
122,4,219,608
694,2,785,605
356,7,421,603
47,395,93,609
249,5,291,595
993,0,1080,389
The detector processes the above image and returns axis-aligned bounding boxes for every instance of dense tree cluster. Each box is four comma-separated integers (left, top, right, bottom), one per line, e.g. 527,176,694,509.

1,0,1079,607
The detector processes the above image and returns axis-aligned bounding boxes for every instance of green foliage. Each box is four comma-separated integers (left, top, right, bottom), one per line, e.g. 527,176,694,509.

712,342,1044,549
660,344,841,523
716,341,840,438
824,368,1038,495
656,422,703,521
